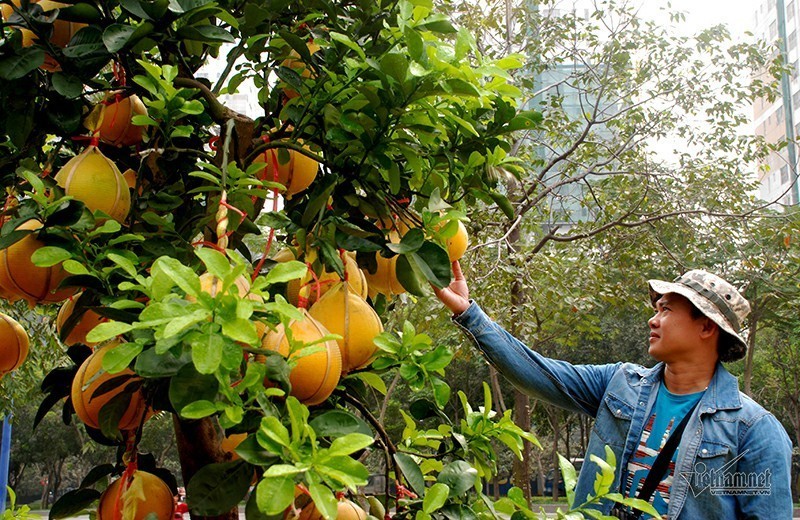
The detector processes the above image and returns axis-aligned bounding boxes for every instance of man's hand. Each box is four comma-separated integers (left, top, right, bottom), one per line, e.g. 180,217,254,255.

433,261,470,315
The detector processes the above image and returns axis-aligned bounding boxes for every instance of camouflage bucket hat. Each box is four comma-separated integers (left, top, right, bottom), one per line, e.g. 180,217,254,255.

648,269,751,350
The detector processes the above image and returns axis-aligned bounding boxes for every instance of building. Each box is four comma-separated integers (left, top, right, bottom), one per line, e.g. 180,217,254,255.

753,0,800,205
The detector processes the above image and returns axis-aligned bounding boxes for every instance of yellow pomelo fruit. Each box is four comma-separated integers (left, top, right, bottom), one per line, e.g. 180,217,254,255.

57,294,105,346
97,470,174,520
55,146,131,223
2,1,86,72
287,495,367,520
0,313,28,376
308,283,382,374
362,227,405,296
443,220,469,262
282,41,321,99
259,309,341,406
71,342,148,431
285,250,367,306
0,220,75,305
192,272,262,303
89,93,147,147
252,143,319,198
220,432,247,461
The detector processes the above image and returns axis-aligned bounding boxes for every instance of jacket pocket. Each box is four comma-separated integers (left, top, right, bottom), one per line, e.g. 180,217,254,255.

686,440,733,486
593,392,635,448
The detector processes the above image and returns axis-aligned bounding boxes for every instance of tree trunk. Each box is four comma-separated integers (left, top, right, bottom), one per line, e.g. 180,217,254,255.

173,415,238,520
507,203,535,504
743,298,759,396
512,389,533,503
550,409,561,501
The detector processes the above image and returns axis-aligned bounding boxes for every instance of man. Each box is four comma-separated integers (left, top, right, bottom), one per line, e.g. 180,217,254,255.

435,263,792,518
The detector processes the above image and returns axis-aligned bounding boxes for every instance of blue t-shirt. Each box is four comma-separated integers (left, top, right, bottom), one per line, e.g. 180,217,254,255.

624,384,704,518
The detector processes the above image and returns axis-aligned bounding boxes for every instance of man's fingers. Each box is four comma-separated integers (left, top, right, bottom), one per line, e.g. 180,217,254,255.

451,260,464,280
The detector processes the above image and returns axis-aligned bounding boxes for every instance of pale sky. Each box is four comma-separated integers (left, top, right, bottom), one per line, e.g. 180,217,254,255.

639,0,756,39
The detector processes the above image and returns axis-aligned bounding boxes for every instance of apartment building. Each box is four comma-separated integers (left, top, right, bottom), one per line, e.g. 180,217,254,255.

754,0,800,205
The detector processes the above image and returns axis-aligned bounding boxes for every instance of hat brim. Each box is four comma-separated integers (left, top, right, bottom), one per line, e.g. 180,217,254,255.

648,279,747,350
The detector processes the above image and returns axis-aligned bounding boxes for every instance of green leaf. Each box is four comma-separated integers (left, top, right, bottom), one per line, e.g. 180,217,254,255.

101,342,143,374
373,332,402,354
489,190,516,220
394,453,425,497
103,24,137,53
500,110,543,133
169,364,219,413
177,24,235,43
258,416,291,452
387,228,424,254
430,377,451,408
380,53,409,83
395,254,427,297
186,461,253,516
63,260,89,275
107,253,142,279
422,483,449,513
190,333,226,374
255,474,296,515
264,261,307,285
327,433,373,457
0,48,45,80
438,461,478,496
85,321,134,344
603,493,661,518
310,410,373,438
180,400,218,419
154,256,201,298
411,242,451,288
315,456,369,488
52,73,84,99
420,346,453,372
49,489,102,519
135,348,191,377
169,0,215,13
164,309,211,338
329,31,366,60
233,435,278,466
307,483,338,520
31,246,71,267
196,248,232,280
350,372,386,394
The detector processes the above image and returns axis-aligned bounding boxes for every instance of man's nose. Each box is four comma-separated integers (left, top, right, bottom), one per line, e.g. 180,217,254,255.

648,314,658,328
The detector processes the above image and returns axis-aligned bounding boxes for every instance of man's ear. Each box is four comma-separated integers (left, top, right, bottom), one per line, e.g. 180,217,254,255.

699,317,719,338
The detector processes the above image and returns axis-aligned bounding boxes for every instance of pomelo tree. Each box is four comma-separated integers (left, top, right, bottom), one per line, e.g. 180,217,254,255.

0,0,559,519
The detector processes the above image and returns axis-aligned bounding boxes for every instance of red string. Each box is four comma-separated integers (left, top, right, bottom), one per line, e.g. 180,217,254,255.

209,136,219,151
395,482,417,499
190,240,226,252
72,135,100,147
251,137,283,281
113,435,139,520
339,249,349,282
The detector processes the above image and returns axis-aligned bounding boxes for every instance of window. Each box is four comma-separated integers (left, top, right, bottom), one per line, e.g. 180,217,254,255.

789,1,796,20
771,20,778,40
781,165,790,184
793,90,800,108
789,30,797,50
777,105,785,124
793,60,799,80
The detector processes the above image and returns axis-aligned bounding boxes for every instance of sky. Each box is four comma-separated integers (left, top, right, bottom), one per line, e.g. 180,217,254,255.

639,0,756,39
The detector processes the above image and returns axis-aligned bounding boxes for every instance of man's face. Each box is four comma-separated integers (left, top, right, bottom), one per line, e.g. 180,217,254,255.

647,293,708,362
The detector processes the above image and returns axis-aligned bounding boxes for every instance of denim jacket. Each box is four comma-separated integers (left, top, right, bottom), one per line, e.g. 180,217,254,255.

453,301,793,519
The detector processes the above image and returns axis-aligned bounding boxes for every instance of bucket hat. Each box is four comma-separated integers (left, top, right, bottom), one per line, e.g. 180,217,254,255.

648,269,750,350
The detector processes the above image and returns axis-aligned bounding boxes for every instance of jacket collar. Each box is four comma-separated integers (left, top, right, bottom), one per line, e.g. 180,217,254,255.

630,362,742,411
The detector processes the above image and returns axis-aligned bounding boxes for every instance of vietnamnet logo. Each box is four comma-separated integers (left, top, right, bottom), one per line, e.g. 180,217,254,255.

679,450,771,496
